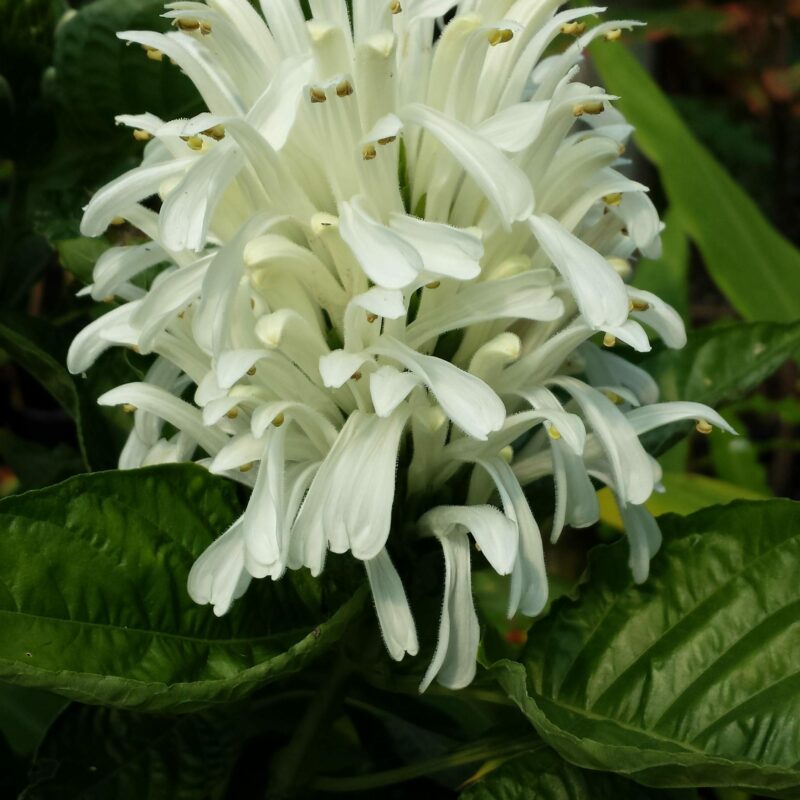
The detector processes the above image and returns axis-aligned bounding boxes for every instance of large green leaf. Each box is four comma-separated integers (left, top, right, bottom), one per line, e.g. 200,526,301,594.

0,465,364,712
494,500,800,796
591,41,800,324
0,685,67,757
21,704,241,800
461,748,697,800
644,321,800,406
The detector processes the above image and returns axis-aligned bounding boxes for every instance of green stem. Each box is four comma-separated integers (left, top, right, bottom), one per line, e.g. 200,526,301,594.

266,656,352,798
312,736,542,793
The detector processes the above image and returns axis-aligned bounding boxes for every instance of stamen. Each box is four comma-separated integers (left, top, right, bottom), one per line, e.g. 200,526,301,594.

122,404,137,414
547,425,562,440
352,370,363,381
310,87,327,104
247,366,257,376
696,420,713,435
574,101,605,117
336,80,353,97
175,17,200,31
226,408,239,419
561,21,586,36
133,129,152,142
377,136,397,145
272,413,285,427
110,216,126,226
203,124,226,140
389,0,402,13
631,299,651,312
603,192,623,206
200,21,212,35
143,46,163,62
605,28,623,41
603,390,624,405
362,144,377,160
425,281,441,289
603,333,617,348
488,28,514,46
500,446,514,464
366,312,378,323
184,135,204,151
239,462,254,473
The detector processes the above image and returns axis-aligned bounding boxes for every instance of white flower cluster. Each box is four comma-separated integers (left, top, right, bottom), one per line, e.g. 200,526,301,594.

69,0,732,691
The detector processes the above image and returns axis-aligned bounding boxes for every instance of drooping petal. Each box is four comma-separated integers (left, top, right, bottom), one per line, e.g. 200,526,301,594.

365,548,419,661
188,518,251,616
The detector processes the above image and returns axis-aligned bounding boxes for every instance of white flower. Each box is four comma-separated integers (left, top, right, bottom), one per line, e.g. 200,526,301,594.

70,0,733,690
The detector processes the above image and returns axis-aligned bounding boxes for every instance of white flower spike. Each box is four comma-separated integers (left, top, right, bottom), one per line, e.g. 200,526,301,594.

71,0,731,690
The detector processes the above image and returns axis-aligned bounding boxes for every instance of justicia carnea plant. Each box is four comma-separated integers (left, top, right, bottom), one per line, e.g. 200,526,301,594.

68,0,734,693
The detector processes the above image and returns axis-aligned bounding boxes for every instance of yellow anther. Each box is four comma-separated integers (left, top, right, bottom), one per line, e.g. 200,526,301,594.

203,124,226,140
603,333,617,348
176,17,200,31
144,46,163,62
604,390,625,405
574,101,605,117
488,28,514,46
185,135,204,151
226,408,239,419
336,80,353,97
272,413,285,427
130,345,141,354
239,462,254,473
389,0,402,13
366,312,378,323
247,366,257,376
377,135,397,145
603,192,623,207
352,370,363,381
561,21,586,36
362,144,377,160
547,425,562,440
133,129,152,142
630,298,651,312
618,143,627,156
111,216,126,226
605,28,623,41
178,311,185,319
200,21,212,35
500,446,514,464
425,281,441,290
696,420,713,435
122,404,137,414
102,296,115,304
310,87,327,103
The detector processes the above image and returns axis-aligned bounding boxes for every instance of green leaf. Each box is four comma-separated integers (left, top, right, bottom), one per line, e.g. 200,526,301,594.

709,411,772,496
0,465,364,712
0,314,78,419
21,704,241,800
494,500,800,796
0,429,83,492
0,685,67,757
461,748,697,799
598,473,768,529
591,41,800,324
56,237,112,285
54,0,202,137
644,321,800,407
633,209,690,324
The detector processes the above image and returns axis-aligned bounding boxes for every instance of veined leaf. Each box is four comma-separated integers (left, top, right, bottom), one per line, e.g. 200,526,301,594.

495,500,800,796
591,42,800,324
0,465,363,713
598,473,767,529
645,321,800,406
461,747,698,799
21,704,241,800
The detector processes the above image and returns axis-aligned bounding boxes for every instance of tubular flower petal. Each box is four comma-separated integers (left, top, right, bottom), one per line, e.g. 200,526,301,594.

71,1,727,689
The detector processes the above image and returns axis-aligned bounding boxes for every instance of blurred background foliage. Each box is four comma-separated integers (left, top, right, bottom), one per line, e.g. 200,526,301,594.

0,0,798,797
